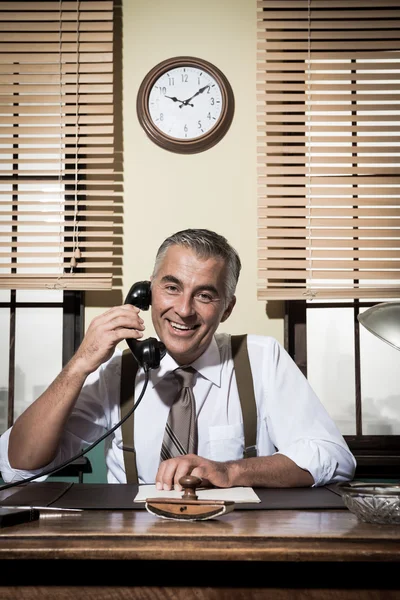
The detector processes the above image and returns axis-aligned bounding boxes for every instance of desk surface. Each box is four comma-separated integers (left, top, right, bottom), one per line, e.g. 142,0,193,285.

1,505,400,599
0,507,400,562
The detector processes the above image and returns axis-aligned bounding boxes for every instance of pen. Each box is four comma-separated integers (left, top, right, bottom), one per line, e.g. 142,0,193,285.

10,505,82,512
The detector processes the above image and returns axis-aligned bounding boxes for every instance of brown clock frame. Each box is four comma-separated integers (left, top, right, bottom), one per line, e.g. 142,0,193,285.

136,56,235,154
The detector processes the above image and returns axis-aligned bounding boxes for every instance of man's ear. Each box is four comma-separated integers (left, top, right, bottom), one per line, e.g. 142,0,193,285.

221,296,236,323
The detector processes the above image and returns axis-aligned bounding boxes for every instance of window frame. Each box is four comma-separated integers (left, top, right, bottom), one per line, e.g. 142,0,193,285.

1,290,84,430
285,299,400,479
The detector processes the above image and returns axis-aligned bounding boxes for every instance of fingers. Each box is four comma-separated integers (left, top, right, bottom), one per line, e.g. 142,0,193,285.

155,456,232,491
89,305,145,342
95,304,145,334
156,455,199,491
75,305,146,372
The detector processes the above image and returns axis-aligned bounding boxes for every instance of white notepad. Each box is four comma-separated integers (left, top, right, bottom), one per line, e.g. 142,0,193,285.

134,485,261,503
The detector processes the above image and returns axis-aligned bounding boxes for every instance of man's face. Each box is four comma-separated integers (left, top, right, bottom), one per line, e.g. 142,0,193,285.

150,245,235,365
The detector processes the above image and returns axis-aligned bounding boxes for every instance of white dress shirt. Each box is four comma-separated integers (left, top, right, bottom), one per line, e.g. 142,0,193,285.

0,333,356,486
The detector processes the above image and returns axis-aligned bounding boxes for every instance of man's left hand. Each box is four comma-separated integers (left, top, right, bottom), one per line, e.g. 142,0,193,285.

155,454,232,491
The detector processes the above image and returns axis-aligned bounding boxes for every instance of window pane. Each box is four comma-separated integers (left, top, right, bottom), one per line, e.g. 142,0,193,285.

14,307,63,421
0,308,10,433
359,307,400,434
17,289,62,303
307,307,356,435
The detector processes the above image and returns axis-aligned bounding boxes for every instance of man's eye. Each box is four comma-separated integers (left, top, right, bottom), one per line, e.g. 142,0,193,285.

165,285,179,293
197,293,213,303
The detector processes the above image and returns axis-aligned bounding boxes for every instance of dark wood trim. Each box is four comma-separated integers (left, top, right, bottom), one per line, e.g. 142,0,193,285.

284,300,307,377
346,435,400,455
62,291,84,366
0,560,398,593
353,302,362,435
58,290,88,480
7,290,16,429
346,436,400,479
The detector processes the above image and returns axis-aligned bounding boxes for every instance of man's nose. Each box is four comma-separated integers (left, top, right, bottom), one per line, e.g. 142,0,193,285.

175,294,195,317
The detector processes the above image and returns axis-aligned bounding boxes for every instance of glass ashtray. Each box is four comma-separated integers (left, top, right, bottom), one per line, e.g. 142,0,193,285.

338,482,400,524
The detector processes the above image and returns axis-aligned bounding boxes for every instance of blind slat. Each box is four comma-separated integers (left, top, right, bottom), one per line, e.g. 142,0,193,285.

0,53,113,63
0,12,113,22
0,64,113,74
0,275,113,291
259,238,400,248
258,260,400,270
259,227,399,238
259,249,400,258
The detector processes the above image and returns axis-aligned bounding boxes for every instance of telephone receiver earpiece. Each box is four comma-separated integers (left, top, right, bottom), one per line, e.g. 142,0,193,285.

124,281,166,371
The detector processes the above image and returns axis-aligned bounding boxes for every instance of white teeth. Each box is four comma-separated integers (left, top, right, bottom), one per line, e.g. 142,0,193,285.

171,322,193,330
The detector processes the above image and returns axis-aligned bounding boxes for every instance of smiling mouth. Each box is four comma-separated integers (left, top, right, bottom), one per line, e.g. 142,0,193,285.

169,320,199,332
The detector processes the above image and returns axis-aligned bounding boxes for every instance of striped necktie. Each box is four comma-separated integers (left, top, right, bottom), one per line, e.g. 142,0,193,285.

160,367,198,461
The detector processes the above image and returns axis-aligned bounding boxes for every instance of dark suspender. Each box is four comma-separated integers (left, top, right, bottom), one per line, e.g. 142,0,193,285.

230,334,258,459
120,334,258,484
120,349,139,484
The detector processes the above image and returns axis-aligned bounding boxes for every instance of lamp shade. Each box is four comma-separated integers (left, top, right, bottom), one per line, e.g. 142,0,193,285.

358,302,400,352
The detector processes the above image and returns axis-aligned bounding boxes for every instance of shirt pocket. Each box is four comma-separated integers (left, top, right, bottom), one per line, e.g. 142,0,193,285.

208,423,244,461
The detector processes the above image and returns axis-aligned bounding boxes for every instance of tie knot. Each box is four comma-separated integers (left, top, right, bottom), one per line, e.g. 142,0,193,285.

174,367,196,389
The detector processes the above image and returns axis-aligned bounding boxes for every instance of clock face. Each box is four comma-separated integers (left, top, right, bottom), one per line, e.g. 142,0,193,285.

137,57,234,154
148,66,223,141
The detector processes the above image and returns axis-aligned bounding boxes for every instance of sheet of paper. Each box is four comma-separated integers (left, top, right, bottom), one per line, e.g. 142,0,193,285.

134,485,261,503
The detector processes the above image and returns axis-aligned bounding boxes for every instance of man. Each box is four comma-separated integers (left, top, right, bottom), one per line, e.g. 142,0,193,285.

0,229,356,490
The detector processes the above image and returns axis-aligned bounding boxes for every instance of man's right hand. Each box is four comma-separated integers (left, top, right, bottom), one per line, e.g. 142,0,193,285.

74,304,145,375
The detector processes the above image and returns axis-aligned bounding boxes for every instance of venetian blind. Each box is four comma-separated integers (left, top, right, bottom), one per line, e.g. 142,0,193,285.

257,0,400,300
0,0,122,290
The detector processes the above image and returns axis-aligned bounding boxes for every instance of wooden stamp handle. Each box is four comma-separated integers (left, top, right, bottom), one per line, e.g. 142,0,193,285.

179,475,202,500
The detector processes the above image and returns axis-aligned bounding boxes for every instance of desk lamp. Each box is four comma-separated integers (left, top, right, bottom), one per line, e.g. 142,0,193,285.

339,301,400,524
357,301,400,352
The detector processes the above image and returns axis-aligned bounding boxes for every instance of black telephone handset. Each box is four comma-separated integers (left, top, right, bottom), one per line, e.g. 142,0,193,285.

124,281,166,370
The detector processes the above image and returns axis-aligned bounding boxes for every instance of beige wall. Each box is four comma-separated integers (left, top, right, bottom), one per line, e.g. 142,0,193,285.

86,0,284,344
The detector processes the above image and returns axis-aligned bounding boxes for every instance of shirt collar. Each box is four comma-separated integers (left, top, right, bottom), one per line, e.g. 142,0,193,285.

149,335,222,388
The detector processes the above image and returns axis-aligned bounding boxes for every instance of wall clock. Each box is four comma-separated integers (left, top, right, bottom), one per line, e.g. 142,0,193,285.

136,56,234,154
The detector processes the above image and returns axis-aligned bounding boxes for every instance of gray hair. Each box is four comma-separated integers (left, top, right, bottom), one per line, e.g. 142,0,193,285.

152,228,241,303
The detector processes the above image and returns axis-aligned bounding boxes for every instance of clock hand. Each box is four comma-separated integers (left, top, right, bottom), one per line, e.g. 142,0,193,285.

180,85,210,107
165,95,194,107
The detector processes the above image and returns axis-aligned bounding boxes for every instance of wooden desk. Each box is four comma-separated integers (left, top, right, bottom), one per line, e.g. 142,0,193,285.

0,507,399,599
